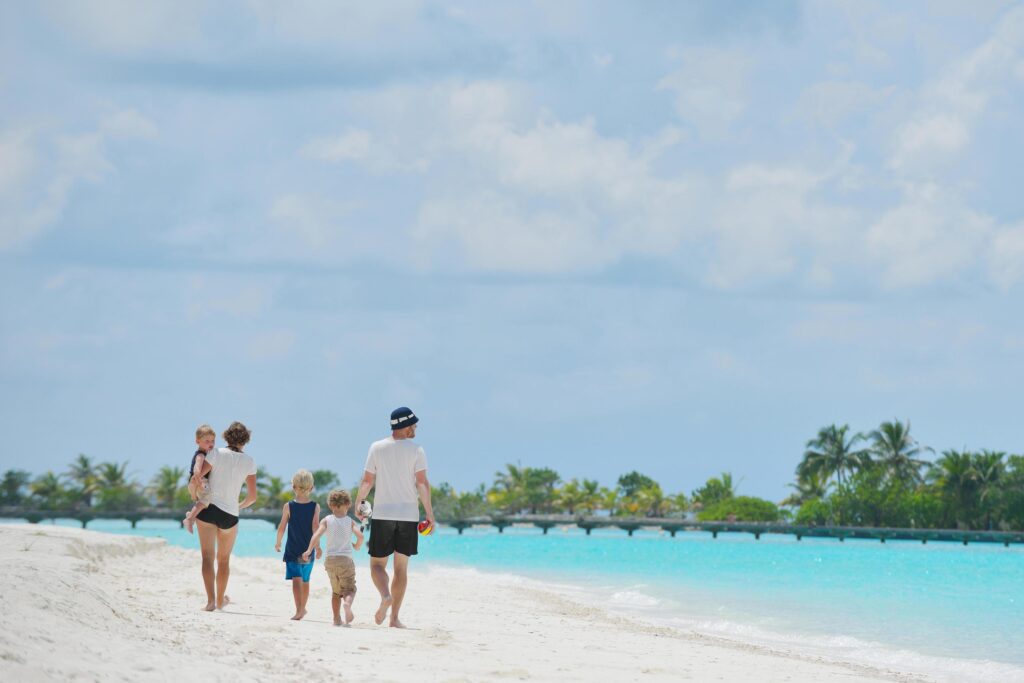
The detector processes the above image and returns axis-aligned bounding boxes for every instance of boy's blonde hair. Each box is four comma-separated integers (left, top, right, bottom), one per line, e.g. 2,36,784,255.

328,489,351,509
195,424,216,439
292,469,314,493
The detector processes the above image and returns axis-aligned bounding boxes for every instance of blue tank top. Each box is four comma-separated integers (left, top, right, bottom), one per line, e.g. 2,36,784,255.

284,500,317,563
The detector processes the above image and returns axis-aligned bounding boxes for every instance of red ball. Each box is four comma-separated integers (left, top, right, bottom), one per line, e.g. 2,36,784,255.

417,520,434,536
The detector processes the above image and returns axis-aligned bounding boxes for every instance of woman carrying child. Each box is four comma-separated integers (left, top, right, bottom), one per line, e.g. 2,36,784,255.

195,421,258,612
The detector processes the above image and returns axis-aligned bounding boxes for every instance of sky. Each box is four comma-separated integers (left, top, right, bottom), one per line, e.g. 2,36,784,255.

2,1,1024,501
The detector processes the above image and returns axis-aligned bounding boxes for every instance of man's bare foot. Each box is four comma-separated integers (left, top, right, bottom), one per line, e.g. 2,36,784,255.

203,602,216,612
374,596,392,625
389,618,407,629
216,595,230,610
291,609,307,621
184,518,195,534
344,603,354,624
333,615,343,626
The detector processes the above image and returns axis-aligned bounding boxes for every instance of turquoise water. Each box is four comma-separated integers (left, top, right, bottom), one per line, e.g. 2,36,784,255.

15,518,1024,681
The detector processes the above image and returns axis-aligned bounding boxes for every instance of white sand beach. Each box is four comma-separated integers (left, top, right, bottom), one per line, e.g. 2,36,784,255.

0,525,926,682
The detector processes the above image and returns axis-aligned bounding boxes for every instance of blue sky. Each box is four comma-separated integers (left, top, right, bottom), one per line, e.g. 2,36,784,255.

2,1,1024,500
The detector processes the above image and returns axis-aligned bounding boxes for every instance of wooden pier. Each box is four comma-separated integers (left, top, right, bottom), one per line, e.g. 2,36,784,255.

2,508,1022,546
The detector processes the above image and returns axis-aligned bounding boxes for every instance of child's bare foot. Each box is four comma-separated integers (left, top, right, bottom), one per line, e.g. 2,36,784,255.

374,595,392,625
216,595,230,610
291,609,307,621
333,615,343,626
344,603,354,624
184,517,195,534
389,618,407,629
202,601,216,612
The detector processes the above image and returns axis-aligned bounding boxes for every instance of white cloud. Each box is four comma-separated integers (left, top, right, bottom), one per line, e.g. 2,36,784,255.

101,109,159,140
657,47,750,138
406,84,695,273
889,5,1024,176
246,329,296,361
866,184,994,288
0,107,157,252
301,128,372,162
988,224,1024,290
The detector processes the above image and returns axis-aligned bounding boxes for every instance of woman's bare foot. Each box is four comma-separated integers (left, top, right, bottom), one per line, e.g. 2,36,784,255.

374,595,392,625
291,609,307,621
389,618,407,629
216,595,230,610
344,603,354,624
202,601,216,612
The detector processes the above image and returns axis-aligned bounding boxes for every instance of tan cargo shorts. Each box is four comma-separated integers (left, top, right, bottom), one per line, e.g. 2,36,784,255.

324,555,356,596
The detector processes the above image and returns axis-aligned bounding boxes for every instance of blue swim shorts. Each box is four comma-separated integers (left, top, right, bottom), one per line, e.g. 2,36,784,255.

285,559,314,582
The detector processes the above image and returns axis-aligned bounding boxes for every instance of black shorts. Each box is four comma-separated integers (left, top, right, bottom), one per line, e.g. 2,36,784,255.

367,519,419,558
196,504,239,530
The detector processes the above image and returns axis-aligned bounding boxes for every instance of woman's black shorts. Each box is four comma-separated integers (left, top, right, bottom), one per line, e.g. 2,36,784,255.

367,519,419,558
196,504,239,530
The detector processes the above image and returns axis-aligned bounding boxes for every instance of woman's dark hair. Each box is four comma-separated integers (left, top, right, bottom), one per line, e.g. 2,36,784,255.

223,421,251,450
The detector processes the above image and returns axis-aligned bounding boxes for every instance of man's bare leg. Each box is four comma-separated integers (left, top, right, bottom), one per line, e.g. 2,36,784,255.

290,577,305,620
370,556,393,625
215,525,238,609
197,521,217,611
389,553,410,628
301,581,310,615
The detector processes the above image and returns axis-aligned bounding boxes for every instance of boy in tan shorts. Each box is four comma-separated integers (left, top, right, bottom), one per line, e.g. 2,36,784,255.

303,489,363,625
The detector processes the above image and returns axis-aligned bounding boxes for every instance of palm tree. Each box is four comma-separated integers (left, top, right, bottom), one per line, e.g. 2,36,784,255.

800,424,870,487
30,471,67,509
96,461,130,490
868,420,931,486
556,479,587,515
1,470,31,505
577,479,603,515
781,469,829,507
973,450,1006,530
490,464,530,514
66,454,98,508
260,475,287,509
524,467,560,513
691,472,736,508
931,449,977,527
149,466,185,508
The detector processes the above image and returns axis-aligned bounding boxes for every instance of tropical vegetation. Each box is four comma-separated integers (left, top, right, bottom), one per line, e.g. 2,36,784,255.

1,418,1022,531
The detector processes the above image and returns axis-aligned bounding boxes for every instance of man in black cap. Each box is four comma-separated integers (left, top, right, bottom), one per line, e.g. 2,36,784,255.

355,406,435,628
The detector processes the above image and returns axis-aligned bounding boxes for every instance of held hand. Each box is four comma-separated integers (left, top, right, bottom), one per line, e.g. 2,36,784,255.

301,550,310,563
353,541,363,551
315,547,323,559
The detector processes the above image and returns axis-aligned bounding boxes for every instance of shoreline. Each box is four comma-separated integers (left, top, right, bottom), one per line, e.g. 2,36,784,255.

0,524,953,682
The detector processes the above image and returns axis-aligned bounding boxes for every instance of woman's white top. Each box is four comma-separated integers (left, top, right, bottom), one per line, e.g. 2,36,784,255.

205,447,256,517
324,514,355,557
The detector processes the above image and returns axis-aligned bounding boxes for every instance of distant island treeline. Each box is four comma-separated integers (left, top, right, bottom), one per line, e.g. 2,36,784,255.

3,420,1022,532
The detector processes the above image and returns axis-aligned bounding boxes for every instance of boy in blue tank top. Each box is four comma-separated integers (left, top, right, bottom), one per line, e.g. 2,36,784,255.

275,469,321,620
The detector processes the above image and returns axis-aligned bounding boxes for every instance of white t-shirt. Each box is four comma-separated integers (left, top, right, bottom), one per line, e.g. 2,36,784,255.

364,437,427,522
205,447,257,517
324,514,356,557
